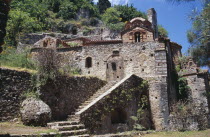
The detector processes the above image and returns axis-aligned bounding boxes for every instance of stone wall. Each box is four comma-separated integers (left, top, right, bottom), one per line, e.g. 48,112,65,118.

40,76,105,120
0,68,31,121
80,75,153,134
185,74,209,116
0,68,105,121
59,42,159,81
168,115,208,131
148,76,169,131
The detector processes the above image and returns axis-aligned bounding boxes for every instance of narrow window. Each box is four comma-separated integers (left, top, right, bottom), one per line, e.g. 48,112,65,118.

135,32,141,42
85,57,92,68
112,62,117,71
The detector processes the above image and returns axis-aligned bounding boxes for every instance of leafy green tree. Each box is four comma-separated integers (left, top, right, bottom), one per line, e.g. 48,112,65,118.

102,7,121,24
167,0,210,67
57,1,77,20
102,7,125,31
187,3,210,67
6,10,42,46
10,0,48,28
97,0,111,14
115,4,147,22
158,25,168,37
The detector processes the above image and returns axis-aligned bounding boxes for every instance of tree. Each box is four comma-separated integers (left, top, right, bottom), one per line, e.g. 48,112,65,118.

167,0,210,67
57,1,77,20
0,0,11,52
115,4,147,22
187,3,210,67
102,7,125,31
158,25,168,37
97,0,111,14
5,10,42,46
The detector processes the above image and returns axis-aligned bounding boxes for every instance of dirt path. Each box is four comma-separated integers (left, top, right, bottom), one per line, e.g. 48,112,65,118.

0,122,56,135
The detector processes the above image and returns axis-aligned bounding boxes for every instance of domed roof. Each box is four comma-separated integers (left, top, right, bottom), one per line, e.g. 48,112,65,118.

130,17,146,23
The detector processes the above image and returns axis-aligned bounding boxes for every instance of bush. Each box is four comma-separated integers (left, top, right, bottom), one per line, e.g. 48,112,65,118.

107,22,125,31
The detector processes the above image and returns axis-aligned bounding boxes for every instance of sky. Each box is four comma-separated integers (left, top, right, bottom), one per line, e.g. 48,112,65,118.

94,0,203,54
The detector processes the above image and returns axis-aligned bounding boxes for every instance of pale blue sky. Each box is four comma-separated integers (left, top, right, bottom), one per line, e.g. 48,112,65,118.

94,0,203,53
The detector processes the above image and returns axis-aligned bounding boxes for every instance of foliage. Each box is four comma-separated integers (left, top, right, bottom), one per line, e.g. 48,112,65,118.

131,94,148,131
187,2,210,67
97,0,111,14
35,49,61,82
0,45,35,69
102,7,121,25
10,0,48,24
158,25,168,37
22,90,40,99
57,1,77,20
107,22,125,31
81,79,149,132
177,77,190,100
101,7,125,31
5,9,42,46
167,0,210,67
115,4,147,22
178,56,188,65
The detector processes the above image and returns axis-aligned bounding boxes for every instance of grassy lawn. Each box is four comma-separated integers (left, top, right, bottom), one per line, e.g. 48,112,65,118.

0,122,57,135
143,129,210,137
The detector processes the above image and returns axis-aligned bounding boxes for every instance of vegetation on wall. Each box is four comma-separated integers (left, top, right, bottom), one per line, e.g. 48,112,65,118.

158,25,168,37
81,79,151,133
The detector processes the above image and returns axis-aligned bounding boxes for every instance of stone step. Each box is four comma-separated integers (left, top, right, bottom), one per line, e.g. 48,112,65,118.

57,124,85,131
47,121,79,128
60,129,88,136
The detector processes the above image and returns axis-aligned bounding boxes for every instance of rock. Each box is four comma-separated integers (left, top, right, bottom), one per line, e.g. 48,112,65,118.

20,98,51,126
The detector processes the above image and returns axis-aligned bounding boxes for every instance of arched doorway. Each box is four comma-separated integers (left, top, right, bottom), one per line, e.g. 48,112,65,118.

135,32,141,42
111,108,127,124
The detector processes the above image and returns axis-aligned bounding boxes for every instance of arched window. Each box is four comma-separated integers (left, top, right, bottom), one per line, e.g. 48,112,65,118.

85,57,92,68
135,32,141,42
111,108,127,124
112,62,117,71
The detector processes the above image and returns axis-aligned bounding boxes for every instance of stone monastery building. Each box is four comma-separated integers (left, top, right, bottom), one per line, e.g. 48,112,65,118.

31,8,210,135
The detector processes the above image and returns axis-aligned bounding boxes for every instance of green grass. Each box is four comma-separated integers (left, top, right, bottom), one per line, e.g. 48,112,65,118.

0,46,36,70
143,129,210,137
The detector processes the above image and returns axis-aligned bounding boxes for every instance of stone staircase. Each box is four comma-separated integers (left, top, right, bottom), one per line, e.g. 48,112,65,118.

68,81,117,121
47,81,117,137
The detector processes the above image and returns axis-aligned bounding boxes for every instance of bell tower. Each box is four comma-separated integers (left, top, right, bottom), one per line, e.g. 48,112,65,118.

147,8,158,39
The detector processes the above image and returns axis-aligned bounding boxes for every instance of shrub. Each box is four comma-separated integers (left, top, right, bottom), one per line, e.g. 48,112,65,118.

108,22,125,31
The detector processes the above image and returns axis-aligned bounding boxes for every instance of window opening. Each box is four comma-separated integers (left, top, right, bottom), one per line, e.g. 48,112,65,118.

112,62,117,71
85,57,92,68
135,32,141,42
113,51,119,56
111,108,127,124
